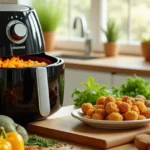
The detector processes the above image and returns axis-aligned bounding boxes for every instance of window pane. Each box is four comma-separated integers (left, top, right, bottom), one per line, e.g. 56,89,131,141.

108,0,150,43
55,0,69,37
56,0,91,38
107,0,128,42
131,0,150,41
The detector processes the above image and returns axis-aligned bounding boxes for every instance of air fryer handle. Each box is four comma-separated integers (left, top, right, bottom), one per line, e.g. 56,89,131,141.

36,67,50,117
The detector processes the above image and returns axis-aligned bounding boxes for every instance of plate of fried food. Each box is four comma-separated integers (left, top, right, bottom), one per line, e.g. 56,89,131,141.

71,95,150,129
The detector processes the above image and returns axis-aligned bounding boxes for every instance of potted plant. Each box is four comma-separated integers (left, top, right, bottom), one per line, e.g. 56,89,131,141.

141,35,150,61
102,19,120,56
32,0,64,52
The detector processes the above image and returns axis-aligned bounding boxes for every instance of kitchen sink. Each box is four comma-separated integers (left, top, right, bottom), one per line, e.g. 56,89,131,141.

52,54,100,60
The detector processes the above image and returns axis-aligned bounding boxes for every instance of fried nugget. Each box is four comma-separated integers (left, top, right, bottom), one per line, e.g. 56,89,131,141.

95,108,106,117
95,104,104,109
119,102,131,114
135,97,145,104
122,96,133,105
115,100,122,107
141,109,150,119
104,96,116,106
138,115,146,120
135,101,146,113
124,111,138,120
86,108,95,116
145,100,150,107
81,103,94,114
131,105,140,115
136,95,146,100
108,112,123,121
84,115,91,119
115,97,122,101
105,102,119,114
92,113,104,120
96,96,106,105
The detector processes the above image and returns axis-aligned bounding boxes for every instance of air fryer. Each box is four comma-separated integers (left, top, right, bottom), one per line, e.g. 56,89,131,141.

0,4,65,125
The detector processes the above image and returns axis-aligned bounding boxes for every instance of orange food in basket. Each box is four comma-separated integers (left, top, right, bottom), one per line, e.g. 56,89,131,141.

0,56,48,68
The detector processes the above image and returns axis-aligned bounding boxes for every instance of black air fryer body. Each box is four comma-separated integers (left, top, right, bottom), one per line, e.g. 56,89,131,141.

0,4,45,57
0,4,65,125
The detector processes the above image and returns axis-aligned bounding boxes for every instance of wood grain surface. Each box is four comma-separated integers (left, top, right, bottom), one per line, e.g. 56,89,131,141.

28,115,150,150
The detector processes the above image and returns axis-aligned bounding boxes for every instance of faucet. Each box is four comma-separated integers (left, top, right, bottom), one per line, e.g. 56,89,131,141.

73,15,92,56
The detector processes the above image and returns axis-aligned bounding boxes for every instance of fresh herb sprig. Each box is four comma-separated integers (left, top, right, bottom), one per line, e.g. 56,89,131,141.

72,77,111,107
112,75,150,99
27,135,58,147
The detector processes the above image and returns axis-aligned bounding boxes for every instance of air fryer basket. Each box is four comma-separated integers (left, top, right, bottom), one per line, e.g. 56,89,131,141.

0,54,65,125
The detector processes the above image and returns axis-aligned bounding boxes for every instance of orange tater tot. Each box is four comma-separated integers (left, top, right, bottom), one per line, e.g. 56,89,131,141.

105,102,119,114
92,113,104,120
108,112,123,121
96,96,106,105
81,103,94,114
119,102,131,114
135,101,147,113
124,111,138,120
104,96,116,107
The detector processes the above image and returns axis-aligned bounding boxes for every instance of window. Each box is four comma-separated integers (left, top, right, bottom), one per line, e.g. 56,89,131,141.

56,0,91,38
108,0,150,44
18,0,150,55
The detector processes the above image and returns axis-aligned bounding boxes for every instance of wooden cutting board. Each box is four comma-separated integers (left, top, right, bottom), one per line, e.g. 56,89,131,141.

28,115,150,150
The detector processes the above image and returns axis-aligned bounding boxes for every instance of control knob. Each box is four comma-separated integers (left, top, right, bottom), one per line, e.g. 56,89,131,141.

10,23,27,40
6,20,28,44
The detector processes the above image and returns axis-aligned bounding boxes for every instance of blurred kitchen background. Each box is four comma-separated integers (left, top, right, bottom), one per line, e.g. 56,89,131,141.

1,0,150,106
0,0,150,55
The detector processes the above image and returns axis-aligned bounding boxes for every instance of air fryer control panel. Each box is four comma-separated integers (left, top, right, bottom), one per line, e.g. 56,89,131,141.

6,20,28,44
0,4,45,57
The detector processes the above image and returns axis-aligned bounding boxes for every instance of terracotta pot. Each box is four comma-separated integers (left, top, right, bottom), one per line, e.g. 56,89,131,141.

43,31,56,52
141,42,150,61
104,43,119,57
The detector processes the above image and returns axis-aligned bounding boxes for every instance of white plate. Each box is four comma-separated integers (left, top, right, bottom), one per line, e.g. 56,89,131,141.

71,109,150,129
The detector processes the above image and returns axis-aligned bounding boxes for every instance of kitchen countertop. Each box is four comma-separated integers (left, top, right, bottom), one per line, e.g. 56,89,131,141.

47,50,150,76
34,51,150,149
31,105,138,150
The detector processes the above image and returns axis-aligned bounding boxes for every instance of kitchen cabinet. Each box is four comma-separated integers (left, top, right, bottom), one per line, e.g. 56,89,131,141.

112,73,150,87
63,68,112,106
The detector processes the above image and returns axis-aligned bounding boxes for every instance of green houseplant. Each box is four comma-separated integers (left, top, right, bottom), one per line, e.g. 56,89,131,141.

32,0,64,51
102,19,120,56
141,35,150,61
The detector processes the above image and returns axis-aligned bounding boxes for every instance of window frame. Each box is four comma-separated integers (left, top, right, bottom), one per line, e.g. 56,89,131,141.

56,0,142,55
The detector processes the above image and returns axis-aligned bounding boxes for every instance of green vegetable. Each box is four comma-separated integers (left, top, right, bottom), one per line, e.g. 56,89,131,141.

72,77,111,107
0,115,28,144
112,75,150,99
72,75,150,107
27,135,57,147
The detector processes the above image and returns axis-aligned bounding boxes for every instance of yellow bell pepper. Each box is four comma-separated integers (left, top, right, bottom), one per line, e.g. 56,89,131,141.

0,127,24,150
0,138,12,150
